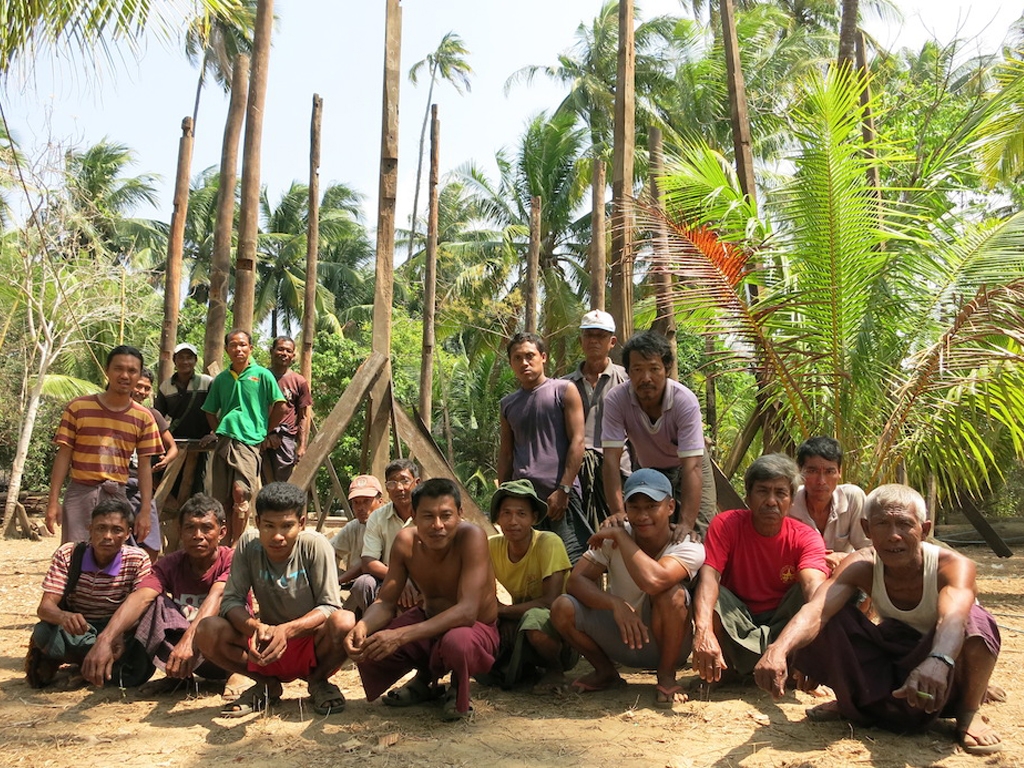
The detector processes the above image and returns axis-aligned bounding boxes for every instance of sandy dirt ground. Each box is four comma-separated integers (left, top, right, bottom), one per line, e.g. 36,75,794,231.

2,533,1023,768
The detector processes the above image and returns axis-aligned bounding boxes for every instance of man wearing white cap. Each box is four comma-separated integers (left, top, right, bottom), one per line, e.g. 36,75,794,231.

154,343,214,498
330,475,384,597
562,310,629,532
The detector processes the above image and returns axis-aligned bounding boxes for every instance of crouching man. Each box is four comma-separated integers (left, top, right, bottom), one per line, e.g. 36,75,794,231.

344,478,499,721
195,482,354,717
754,484,1002,755
81,494,233,689
27,498,154,688
550,469,705,709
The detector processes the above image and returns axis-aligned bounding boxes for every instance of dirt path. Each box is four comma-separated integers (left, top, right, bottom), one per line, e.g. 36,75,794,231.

2,537,1021,767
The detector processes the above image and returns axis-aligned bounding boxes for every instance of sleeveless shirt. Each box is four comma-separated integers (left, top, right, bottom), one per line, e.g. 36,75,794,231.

871,540,939,635
500,377,577,499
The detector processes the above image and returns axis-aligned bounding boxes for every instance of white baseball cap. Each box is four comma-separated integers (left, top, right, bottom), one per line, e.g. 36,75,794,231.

579,309,615,334
173,343,199,357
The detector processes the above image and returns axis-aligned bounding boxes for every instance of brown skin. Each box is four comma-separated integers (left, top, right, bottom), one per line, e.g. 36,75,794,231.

344,494,498,665
46,354,155,543
267,338,309,459
601,352,702,537
550,493,691,702
753,505,1000,751
172,350,198,387
692,477,826,684
337,493,384,583
360,467,422,607
578,328,617,385
132,376,178,472
82,511,228,686
798,455,845,572
498,340,585,522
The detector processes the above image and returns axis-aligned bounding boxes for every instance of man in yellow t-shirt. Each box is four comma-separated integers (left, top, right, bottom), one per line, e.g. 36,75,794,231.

486,480,575,690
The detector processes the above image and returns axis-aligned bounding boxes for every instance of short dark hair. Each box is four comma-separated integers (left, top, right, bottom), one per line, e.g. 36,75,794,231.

622,330,673,372
744,453,801,496
225,328,253,346
139,368,155,384
106,345,144,370
255,482,306,518
506,331,547,359
178,493,226,528
91,497,134,527
796,436,843,469
411,477,461,512
271,336,294,350
385,458,420,480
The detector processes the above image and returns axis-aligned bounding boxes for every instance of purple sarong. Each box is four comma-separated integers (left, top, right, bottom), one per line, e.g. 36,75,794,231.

793,602,1000,731
134,594,225,677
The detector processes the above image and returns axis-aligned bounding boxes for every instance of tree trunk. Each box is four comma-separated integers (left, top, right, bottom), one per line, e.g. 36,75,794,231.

855,31,881,193
408,69,437,261
3,347,51,530
720,0,756,209
525,195,541,334
609,0,635,345
159,116,195,384
837,0,859,71
590,157,606,311
204,52,248,372
232,0,274,334
419,104,440,429
301,93,323,384
368,0,403,479
647,126,677,378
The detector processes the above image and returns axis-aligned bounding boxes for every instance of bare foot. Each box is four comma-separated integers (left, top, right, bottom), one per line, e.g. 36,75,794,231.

805,699,843,722
571,669,626,693
532,670,570,695
982,684,1006,704
654,678,687,709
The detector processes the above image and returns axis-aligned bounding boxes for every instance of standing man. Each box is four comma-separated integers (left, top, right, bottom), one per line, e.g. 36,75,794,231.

601,330,715,537
562,310,629,531
263,336,312,483
789,436,869,572
46,346,163,545
202,329,285,545
499,332,589,563
154,342,213,498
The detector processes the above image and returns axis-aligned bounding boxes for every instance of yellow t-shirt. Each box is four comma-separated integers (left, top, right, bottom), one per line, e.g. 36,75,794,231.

488,529,571,604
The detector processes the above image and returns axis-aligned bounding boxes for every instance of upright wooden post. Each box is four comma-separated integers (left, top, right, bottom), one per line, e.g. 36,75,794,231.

525,195,541,334
419,104,440,430
159,116,194,384
609,0,635,344
232,0,274,334
301,93,323,384
647,126,677,379
590,158,606,311
368,0,402,479
720,0,756,208
204,53,248,371
855,31,881,194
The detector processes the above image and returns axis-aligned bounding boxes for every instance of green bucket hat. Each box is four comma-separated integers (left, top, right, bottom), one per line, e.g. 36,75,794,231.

489,479,548,525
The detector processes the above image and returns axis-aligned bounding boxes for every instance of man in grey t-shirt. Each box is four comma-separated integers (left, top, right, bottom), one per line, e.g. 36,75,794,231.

195,482,354,717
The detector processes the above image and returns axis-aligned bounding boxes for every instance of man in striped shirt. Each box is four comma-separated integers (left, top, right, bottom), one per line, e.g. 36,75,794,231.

28,498,155,688
46,345,163,545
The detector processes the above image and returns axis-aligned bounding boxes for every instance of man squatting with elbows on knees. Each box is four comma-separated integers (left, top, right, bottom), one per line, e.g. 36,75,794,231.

754,484,1002,755
330,475,385,596
201,329,286,546
692,454,828,687
344,478,499,721
600,330,716,536
82,494,234,691
551,469,704,709
194,482,354,717
788,436,869,572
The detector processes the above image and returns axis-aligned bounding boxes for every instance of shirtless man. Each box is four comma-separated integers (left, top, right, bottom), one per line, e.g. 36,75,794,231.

754,484,1002,755
344,478,499,721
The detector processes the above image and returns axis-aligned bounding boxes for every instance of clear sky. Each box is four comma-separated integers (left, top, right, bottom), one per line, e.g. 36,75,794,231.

2,0,1020,231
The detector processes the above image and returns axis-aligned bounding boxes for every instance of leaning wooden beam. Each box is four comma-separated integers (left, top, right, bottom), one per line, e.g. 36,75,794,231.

392,400,493,533
154,449,188,508
290,352,388,492
958,495,1013,558
711,458,745,512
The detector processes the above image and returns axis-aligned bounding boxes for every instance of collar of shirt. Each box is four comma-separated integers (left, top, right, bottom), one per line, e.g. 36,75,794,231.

627,379,676,413
82,546,123,576
230,362,256,380
568,358,617,381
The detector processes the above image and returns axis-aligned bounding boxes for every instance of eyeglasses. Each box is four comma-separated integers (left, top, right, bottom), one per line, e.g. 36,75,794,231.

385,478,416,490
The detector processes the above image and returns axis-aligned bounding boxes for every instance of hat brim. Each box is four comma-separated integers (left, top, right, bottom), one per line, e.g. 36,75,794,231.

489,489,548,526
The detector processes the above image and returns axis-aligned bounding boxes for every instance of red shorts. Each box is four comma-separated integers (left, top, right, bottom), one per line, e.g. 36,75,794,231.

247,635,317,683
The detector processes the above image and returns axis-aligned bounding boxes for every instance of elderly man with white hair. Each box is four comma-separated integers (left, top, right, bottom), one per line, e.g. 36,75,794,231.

754,484,1002,755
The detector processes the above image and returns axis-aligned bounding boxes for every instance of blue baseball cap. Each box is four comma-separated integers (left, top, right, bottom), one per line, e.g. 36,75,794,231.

623,468,673,502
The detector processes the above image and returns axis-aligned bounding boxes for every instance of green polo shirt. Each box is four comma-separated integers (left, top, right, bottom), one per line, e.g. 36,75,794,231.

202,362,284,446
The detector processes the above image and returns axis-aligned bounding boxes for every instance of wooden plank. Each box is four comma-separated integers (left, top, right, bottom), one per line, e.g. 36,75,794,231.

712,458,745,512
154,450,187,508
959,495,1013,558
289,352,387,492
392,400,493,534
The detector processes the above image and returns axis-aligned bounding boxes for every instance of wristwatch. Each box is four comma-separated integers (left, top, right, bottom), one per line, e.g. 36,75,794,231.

558,483,572,495
928,652,956,668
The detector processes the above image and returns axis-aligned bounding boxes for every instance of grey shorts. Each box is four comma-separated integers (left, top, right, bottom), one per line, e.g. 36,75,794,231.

565,594,688,670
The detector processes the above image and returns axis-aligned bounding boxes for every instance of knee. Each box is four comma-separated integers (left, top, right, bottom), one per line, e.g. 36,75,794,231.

193,615,226,654
328,609,356,638
232,483,251,505
550,596,575,633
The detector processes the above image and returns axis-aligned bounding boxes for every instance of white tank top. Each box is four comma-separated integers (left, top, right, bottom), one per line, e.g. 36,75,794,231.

871,541,939,635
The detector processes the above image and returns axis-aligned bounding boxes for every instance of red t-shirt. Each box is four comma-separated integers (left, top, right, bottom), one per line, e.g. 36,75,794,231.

703,509,827,614
273,370,312,437
139,546,234,621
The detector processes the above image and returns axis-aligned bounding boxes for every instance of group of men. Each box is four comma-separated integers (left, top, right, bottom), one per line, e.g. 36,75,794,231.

27,314,1003,755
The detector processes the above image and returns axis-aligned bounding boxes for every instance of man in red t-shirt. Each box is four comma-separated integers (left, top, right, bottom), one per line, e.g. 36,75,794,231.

692,454,828,684
263,336,313,483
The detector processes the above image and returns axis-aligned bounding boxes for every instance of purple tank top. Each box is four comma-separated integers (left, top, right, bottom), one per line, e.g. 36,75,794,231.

500,378,577,498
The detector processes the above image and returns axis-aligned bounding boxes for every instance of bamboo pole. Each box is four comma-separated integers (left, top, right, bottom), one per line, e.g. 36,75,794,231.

525,195,541,334
590,158,606,311
419,104,440,429
609,0,635,345
301,94,323,384
232,0,274,334
159,117,194,384
204,52,248,371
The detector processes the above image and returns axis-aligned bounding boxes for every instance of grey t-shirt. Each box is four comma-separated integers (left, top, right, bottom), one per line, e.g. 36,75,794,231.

220,528,341,624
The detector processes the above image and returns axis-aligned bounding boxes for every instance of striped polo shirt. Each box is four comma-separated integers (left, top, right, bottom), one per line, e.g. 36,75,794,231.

54,394,162,485
41,542,152,621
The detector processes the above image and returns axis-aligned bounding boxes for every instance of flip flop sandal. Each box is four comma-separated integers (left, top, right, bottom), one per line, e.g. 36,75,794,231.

309,680,346,716
441,683,472,722
654,684,686,709
220,683,281,718
382,677,439,707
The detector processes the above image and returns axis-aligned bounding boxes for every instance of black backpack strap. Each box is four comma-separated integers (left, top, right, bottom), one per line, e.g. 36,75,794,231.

59,542,88,612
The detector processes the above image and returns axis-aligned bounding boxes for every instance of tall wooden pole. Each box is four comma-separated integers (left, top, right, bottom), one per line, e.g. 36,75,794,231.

647,126,677,379
159,116,194,384
419,105,440,429
589,158,606,311
204,53,248,372
610,0,635,344
525,195,541,334
232,0,274,334
720,0,756,209
855,31,881,194
301,93,323,384
368,0,402,478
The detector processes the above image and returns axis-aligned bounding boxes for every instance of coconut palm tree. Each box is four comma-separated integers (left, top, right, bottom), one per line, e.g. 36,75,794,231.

184,0,256,126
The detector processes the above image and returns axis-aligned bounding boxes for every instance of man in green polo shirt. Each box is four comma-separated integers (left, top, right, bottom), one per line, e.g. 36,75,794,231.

202,329,285,545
